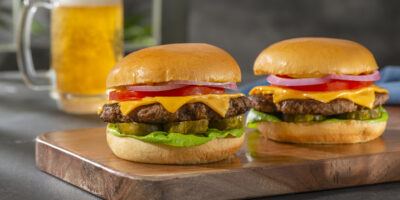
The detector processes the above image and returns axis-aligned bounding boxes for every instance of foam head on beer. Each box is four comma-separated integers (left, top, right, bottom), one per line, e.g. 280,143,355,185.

56,0,122,6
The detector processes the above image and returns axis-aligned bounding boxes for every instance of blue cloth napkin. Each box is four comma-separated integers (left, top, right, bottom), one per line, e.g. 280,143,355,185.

376,66,400,105
238,66,400,105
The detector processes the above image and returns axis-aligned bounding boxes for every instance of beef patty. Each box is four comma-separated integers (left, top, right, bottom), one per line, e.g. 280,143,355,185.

100,96,251,123
249,92,389,115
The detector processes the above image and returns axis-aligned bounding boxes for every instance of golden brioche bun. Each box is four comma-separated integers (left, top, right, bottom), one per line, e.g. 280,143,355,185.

254,37,378,77
257,120,386,144
107,43,241,88
106,130,245,164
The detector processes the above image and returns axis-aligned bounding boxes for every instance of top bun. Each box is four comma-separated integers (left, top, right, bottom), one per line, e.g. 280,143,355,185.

254,37,378,77
107,43,241,88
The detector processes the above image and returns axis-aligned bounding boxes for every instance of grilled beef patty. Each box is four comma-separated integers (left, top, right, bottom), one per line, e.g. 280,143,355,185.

249,93,389,115
100,96,251,123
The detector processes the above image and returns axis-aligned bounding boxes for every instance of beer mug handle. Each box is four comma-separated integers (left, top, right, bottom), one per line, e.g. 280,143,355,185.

17,0,54,90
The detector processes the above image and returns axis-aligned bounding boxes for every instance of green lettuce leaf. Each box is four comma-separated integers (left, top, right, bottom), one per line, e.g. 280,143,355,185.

245,106,389,129
245,108,281,129
107,123,244,147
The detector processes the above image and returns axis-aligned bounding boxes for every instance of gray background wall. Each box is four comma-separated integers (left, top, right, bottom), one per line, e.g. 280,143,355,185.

1,0,400,85
187,0,400,84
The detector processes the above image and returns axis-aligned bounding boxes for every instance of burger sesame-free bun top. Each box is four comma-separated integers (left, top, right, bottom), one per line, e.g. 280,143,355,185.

106,43,241,88
254,37,378,77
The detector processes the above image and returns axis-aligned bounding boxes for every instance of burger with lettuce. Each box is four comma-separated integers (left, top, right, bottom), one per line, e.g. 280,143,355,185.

99,43,251,164
246,37,389,144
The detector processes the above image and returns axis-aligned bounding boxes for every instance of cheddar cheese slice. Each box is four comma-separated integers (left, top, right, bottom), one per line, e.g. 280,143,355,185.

249,85,388,109
100,93,244,117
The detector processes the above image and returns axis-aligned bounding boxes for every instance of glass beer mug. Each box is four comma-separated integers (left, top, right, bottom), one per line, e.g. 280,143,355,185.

17,0,123,114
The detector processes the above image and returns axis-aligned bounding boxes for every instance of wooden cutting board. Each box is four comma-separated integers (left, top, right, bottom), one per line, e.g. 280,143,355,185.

36,127,400,200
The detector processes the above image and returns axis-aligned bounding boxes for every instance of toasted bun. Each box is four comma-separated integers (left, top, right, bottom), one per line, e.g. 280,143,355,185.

107,43,241,88
106,130,245,164
257,120,387,144
254,37,378,76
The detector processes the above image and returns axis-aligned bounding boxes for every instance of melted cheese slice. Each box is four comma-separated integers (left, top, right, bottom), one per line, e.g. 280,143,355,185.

100,93,244,117
249,85,388,109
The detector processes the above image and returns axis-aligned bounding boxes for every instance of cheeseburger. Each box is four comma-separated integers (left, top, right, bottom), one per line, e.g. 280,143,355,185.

246,38,389,144
99,43,251,164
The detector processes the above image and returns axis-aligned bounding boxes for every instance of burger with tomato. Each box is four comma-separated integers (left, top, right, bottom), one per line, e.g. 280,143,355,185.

99,43,251,164
246,37,389,144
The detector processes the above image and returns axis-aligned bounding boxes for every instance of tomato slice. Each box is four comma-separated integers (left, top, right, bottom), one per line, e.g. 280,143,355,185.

272,80,374,92
109,86,225,101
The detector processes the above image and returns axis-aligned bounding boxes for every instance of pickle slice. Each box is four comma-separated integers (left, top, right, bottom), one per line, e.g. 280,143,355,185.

337,107,381,120
164,119,209,134
209,115,244,130
117,122,161,136
282,114,325,122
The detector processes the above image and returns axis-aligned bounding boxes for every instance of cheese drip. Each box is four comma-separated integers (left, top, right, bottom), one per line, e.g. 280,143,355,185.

249,85,388,109
100,93,244,117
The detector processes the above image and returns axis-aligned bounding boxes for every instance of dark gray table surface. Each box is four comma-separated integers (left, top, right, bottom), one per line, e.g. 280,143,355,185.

1,72,400,200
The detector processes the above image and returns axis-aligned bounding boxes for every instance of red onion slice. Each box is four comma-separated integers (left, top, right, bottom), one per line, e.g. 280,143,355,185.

328,70,380,81
267,71,381,86
267,75,330,86
126,84,186,91
167,80,238,90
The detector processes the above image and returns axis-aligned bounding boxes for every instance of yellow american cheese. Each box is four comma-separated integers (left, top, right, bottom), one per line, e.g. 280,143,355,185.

99,93,244,117
249,85,388,109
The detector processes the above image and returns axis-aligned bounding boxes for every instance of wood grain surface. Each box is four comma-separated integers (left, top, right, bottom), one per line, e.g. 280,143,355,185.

36,106,400,200
386,106,400,130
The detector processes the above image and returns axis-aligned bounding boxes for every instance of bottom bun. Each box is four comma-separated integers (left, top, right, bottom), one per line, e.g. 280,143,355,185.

106,130,245,164
257,120,387,144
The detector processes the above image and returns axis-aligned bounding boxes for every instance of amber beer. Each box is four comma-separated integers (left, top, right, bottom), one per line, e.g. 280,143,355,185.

50,0,123,112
